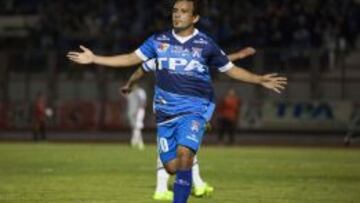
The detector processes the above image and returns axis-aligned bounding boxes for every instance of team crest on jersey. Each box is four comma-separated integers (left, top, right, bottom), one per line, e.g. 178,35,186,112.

158,43,170,52
192,47,203,58
191,120,200,132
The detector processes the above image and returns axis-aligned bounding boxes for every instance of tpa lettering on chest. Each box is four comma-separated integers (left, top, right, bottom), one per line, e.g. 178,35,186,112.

157,58,205,72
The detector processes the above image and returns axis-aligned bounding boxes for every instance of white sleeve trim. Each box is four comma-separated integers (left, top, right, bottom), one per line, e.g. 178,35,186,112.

141,63,151,72
142,59,156,72
135,49,149,61
218,62,234,72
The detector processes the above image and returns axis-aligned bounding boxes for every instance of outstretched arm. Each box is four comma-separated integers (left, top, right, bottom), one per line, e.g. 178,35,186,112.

225,66,287,94
120,47,257,93
120,68,146,95
67,45,143,68
228,47,256,62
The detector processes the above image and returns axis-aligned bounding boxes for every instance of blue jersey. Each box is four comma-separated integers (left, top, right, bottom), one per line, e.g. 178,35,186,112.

135,29,233,123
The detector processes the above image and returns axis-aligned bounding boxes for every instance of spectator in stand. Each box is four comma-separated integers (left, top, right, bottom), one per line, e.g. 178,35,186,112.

1,0,360,67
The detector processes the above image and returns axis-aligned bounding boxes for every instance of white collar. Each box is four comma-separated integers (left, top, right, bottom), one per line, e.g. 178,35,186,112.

172,29,199,44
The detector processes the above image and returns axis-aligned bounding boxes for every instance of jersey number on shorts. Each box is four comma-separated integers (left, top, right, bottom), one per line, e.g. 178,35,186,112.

159,138,169,153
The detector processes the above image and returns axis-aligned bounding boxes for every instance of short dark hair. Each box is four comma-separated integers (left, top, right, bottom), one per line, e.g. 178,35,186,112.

174,0,201,16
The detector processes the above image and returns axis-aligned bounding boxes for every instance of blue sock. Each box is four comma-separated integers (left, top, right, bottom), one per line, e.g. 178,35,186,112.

173,169,192,203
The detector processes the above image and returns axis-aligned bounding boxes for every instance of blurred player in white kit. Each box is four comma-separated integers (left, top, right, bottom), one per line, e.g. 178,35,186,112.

124,84,147,150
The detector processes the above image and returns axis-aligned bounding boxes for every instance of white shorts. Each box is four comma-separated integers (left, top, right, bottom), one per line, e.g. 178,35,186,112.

129,108,145,129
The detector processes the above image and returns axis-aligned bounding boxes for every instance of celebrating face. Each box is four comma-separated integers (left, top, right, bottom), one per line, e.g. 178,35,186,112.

172,0,199,32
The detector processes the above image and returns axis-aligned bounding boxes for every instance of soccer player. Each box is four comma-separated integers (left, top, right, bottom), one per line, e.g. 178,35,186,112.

121,47,257,201
67,1,287,202
123,84,147,150
122,66,213,201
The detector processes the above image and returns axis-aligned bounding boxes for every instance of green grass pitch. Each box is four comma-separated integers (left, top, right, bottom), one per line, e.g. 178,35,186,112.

0,143,359,203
